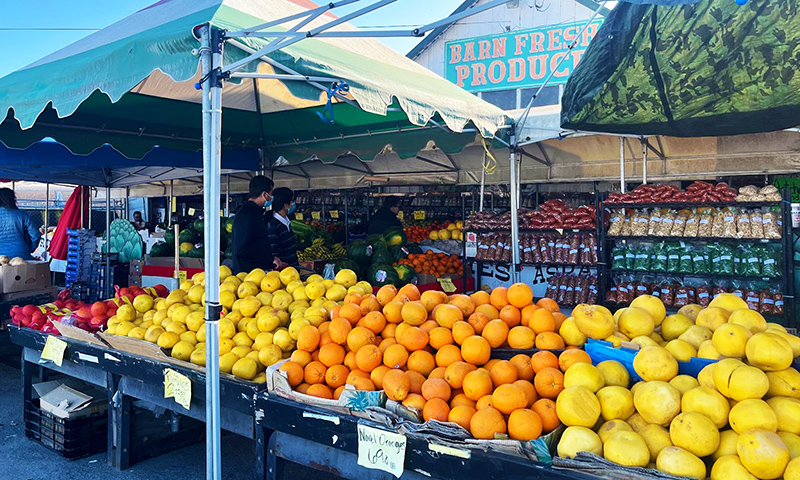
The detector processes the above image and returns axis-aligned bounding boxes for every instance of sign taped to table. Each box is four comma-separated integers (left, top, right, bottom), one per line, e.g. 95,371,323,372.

357,424,407,478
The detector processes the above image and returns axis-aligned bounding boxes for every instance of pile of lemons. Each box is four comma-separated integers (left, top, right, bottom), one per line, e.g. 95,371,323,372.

107,265,369,382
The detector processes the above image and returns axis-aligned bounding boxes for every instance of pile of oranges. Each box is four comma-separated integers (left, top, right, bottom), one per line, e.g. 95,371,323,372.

395,251,463,277
277,282,582,441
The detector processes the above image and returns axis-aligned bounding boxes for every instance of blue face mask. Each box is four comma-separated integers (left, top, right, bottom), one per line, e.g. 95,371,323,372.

288,203,297,215
264,199,272,209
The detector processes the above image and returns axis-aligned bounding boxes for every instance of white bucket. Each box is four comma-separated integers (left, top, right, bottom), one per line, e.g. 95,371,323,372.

792,203,800,229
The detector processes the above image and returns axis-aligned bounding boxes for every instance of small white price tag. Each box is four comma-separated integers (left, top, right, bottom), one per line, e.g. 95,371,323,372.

357,424,406,478
187,208,196,216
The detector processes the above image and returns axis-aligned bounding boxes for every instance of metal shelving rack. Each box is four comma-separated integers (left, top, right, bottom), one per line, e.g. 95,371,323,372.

600,189,794,326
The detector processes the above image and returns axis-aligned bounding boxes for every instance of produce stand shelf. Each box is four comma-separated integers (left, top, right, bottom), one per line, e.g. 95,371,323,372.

469,228,596,234
255,394,599,480
608,269,781,281
9,326,267,478
476,260,598,269
606,235,782,244
604,201,782,209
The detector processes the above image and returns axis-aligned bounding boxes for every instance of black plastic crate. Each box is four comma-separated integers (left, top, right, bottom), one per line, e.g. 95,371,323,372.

24,400,107,459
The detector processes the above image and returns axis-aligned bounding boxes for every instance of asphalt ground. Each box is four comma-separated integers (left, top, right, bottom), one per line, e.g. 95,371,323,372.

0,351,327,480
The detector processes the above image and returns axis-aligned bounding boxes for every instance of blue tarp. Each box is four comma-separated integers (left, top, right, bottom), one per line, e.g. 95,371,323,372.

0,140,260,187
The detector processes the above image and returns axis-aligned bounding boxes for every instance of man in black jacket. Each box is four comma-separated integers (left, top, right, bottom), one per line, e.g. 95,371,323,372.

232,176,278,273
267,187,298,267
368,196,403,235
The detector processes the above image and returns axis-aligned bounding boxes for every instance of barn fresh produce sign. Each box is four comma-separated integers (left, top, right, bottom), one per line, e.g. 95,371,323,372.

445,19,603,92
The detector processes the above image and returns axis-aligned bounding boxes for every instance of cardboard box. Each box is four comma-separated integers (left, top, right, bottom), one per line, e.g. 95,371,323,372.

0,285,58,303
0,261,51,294
38,384,107,419
129,259,143,274
127,275,142,287
267,359,385,414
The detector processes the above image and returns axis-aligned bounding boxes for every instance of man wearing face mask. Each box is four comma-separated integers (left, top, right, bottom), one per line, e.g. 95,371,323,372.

232,176,279,273
267,187,298,268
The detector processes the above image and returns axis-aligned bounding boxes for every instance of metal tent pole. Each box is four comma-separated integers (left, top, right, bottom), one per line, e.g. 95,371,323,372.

225,175,231,216
641,138,648,184
479,154,486,212
619,137,626,193
168,180,174,228
44,184,50,257
105,187,111,299
200,25,223,480
509,131,520,284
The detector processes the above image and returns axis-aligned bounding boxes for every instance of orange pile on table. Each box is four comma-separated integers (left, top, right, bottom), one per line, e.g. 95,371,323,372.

396,251,463,277
277,283,588,440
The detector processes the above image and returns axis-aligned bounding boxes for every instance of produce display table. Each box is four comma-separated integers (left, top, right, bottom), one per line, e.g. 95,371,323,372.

255,394,599,480
9,326,267,479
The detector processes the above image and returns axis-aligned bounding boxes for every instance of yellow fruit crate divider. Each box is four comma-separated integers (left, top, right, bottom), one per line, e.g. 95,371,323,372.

413,210,425,220
311,211,321,220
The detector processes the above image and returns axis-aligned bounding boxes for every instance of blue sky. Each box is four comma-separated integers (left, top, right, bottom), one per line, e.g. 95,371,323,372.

0,0,463,78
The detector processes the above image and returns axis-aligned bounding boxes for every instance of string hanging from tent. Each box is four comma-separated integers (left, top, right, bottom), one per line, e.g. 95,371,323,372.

316,81,350,124
480,136,497,175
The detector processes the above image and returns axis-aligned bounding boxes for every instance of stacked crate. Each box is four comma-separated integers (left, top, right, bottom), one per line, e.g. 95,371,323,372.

65,229,94,289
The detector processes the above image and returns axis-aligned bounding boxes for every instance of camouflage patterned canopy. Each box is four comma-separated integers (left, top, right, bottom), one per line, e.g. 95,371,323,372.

561,0,800,136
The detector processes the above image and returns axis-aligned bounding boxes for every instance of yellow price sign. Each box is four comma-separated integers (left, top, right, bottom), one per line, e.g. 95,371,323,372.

397,211,404,221
413,210,426,220
330,210,339,219
171,197,177,213
296,212,304,220
41,335,68,367
164,368,192,410
437,277,457,293
178,270,187,283
311,211,322,220
187,207,196,216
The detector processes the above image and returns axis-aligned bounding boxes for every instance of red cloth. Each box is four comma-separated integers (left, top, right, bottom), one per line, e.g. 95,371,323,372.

49,186,91,261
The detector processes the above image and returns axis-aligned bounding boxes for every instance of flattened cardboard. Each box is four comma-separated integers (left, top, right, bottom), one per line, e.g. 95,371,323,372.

54,323,110,348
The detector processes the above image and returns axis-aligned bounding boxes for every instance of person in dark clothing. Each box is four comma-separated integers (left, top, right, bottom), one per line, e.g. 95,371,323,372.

232,176,278,273
267,187,298,267
367,196,403,235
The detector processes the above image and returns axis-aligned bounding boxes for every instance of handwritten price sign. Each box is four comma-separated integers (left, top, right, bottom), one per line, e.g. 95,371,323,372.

357,424,406,478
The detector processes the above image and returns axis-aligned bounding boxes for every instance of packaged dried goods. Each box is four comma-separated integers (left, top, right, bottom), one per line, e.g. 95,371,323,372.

745,289,760,310
656,212,675,236
631,213,649,236
735,213,751,238
763,212,781,239
674,286,691,307
648,210,663,236
774,293,784,315
608,211,624,236
750,212,765,238
760,290,774,314
696,286,711,307
671,213,687,237
620,217,633,236
739,185,759,196
697,213,713,237
683,213,699,237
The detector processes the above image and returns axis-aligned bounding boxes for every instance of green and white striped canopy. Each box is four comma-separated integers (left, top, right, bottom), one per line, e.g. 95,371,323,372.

0,0,509,164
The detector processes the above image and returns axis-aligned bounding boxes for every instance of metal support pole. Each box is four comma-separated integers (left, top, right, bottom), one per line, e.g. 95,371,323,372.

105,187,111,299
509,132,520,284
619,137,626,193
200,25,223,480
168,180,174,228
125,187,130,220
479,155,486,212
641,138,648,185
225,175,231,217
44,184,50,258
88,189,93,231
